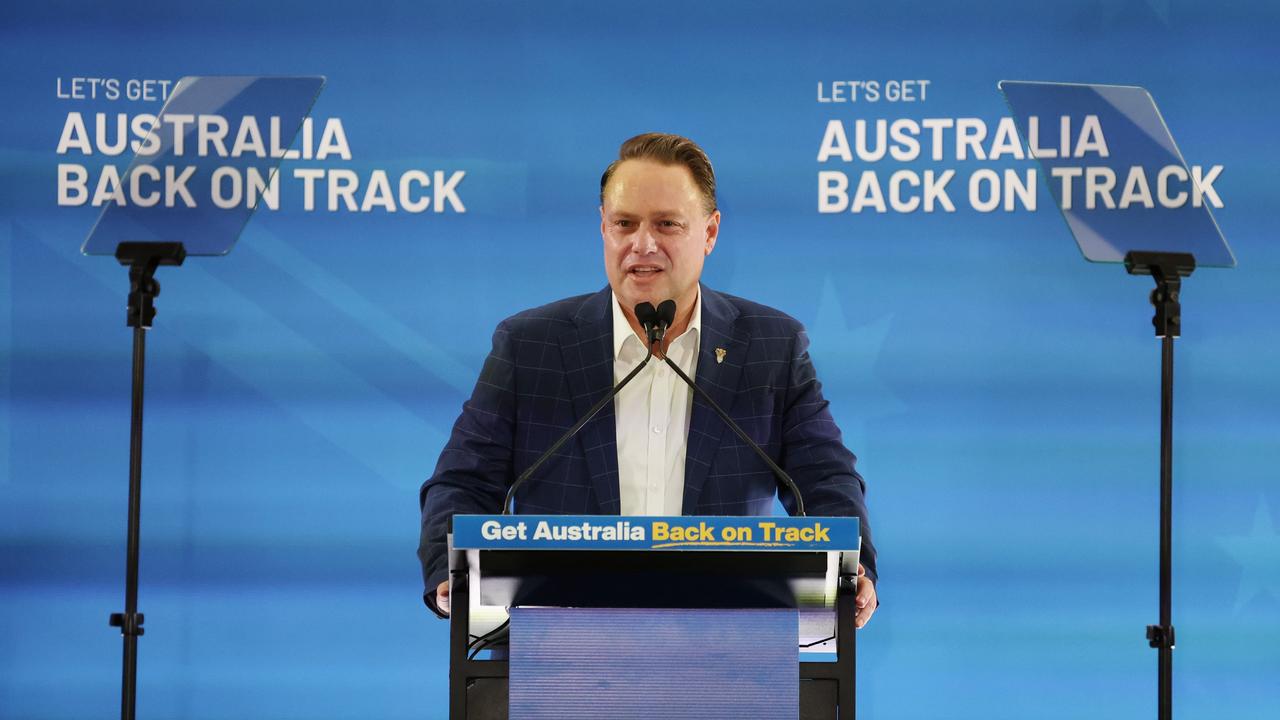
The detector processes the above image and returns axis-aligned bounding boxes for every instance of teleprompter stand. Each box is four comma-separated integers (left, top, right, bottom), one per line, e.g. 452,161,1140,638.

1125,250,1195,720
108,242,185,720
80,76,326,719
1000,81,1236,720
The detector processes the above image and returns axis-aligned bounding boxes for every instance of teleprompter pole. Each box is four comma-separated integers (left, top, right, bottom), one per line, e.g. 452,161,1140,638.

109,242,185,720
1124,250,1194,720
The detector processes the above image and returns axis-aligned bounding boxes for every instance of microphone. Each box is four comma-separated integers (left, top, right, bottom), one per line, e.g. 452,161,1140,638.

655,299,676,342
656,299,808,517
634,302,663,345
636,299,677,346
502,302,662,514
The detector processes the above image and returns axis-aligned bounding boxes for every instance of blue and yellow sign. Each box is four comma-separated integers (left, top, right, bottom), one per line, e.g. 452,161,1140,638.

452,515,860,552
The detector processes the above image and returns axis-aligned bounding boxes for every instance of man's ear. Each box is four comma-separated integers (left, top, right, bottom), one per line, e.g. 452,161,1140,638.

703,210,721,256
599,206,607,237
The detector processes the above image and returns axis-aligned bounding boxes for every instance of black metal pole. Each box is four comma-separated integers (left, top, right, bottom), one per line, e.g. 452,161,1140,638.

1125,250,1192,720
110,326,149,720
449,551,470,720
1156,333,1174,720
108,241,185,720
837,574,858,718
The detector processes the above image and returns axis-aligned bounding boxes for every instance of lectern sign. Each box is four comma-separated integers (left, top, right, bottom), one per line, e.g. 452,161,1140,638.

452,514,860,552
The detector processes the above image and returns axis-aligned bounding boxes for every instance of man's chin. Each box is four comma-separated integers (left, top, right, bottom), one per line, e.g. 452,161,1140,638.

616,285,669,311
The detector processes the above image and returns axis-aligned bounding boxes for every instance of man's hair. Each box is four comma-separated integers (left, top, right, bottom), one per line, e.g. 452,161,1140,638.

599,132,717,214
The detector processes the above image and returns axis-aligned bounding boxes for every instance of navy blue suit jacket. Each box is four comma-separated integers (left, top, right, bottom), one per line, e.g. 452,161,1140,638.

418,285,876,611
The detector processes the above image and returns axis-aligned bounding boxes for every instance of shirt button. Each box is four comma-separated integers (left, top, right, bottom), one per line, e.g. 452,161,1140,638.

652,426,662,434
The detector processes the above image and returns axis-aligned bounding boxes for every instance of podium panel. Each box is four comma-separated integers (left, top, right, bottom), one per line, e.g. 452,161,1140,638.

447,515,863,719
510,607,797,719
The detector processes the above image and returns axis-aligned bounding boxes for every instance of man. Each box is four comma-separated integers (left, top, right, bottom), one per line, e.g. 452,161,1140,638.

418,132,878,627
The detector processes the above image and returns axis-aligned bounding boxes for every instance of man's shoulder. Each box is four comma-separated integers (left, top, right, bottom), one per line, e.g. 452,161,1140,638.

705,287,806,336
495,289,606,338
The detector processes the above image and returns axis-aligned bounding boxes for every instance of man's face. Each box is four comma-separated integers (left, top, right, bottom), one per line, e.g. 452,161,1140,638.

600,159,719,320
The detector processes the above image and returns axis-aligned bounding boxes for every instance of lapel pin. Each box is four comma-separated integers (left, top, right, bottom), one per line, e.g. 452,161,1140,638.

715,347,727,364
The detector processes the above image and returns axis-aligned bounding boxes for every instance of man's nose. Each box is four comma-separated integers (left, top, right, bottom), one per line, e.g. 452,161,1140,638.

631,227,658,254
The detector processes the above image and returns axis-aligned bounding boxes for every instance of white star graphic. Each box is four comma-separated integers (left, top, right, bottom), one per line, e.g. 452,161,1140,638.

1145,0,1172,24
807,276,905,451
1217,497,1280,612
1100,0,1173,28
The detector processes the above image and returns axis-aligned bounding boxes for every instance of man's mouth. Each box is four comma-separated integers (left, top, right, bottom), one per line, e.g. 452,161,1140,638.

629,267,662,276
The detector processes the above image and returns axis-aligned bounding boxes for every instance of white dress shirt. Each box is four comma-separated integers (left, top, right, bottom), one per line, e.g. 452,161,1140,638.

612,291,701,516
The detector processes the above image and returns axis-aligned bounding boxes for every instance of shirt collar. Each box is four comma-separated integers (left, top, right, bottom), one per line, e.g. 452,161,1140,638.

611,287,702,360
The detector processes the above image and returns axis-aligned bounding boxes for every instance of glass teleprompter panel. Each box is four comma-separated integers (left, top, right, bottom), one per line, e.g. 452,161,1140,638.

999,81,1233,268
81,75,325,257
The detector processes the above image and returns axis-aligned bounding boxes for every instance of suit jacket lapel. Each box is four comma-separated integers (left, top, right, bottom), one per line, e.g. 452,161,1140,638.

682,286,748,514
562,287,622,514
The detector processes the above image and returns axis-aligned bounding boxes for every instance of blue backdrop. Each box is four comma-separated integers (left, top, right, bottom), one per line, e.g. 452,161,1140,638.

2,1,1278,718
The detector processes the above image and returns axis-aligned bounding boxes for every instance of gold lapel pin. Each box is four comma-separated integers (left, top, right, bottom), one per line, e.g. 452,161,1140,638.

715,347,727,364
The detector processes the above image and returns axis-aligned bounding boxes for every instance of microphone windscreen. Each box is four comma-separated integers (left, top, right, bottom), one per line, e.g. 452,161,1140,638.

656,300,677,328
634,302,658,329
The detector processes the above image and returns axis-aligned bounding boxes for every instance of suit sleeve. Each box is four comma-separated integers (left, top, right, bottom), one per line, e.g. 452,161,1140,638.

417,321,517,616
778,326,878,585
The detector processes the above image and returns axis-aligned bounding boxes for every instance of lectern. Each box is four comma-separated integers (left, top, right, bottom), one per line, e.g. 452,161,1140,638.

446,515,862,719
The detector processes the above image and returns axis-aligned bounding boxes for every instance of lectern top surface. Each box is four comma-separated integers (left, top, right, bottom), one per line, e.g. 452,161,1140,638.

81,75,325,257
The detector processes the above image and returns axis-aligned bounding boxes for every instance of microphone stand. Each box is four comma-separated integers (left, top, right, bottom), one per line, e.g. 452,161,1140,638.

656,354,806,517
502,299,808,517
502,304,663,514
650,300,807,516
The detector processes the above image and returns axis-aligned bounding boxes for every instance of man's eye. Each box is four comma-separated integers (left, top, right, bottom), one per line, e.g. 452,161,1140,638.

614,219,633,228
